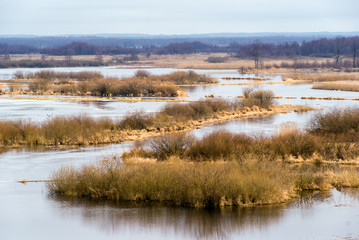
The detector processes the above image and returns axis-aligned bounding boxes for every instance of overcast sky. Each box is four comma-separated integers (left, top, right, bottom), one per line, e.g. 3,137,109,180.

0,0,358,35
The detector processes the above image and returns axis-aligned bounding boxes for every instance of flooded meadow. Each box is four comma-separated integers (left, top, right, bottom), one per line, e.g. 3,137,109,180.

1,66,359,239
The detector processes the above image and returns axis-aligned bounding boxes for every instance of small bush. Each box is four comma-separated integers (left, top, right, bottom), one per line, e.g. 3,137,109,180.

271,125,319,159
309,108,359,140
134,70,151,78
13,70,25,79
29,78,51,92
149,134,195,160
240,89,275,109
205,56,228,63
120,111,154,130
187,131,253,161
34,70,57,80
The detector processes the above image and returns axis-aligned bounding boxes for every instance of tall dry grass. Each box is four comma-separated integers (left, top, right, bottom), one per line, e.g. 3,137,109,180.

124,112,359,163
240,88,275,109
285,72,359,82
312,81,359,92
48,157,359,208
0,115,119,147
309,108,359,136
12,70,215,97
48,159,295,207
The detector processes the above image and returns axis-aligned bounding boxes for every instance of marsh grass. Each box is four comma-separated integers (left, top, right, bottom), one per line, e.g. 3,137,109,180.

124,118,359,163
313,81,359,92
123,129,321,162
0,115,119,147
160,98,237,123
240,88,275,109
48,157,359,208
149,134,195,160
119,111,154,130
48,159,295,207
12,70,215,97
187,131,253,161
285,72,359,82
309,108,359,138
0,99,240,147
153,71,218,85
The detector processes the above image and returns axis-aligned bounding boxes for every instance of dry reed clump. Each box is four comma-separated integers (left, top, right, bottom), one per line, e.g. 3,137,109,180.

240,88,275,109
186,131,253,161
124,109,359,163
16,70,104,81
332,169,359,188
269,124,320,160
123,128,323,162
294,164,333,191
148,133,195,160
309,108,359,137
284,72,359,82
0,115,119,147
160,99,236,123
119,111,154,130
154,71,218,85
47,157,359,208
17,71,188,97
47,159,295,207
313,81,359,92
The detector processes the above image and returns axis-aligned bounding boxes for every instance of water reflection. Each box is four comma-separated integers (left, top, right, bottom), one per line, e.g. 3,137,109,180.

50,196,285,240
49,189,359,240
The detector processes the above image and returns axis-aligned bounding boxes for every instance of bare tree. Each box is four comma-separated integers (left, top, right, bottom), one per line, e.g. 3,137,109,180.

352,39,358,68
3,53,10,61
250,40,261,70
334,37,345,68
41,54,47,61
65,55,72,62
96,54,103,62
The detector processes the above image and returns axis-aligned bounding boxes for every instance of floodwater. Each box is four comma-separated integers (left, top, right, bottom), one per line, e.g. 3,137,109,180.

1,66,359,239
0,97,167,122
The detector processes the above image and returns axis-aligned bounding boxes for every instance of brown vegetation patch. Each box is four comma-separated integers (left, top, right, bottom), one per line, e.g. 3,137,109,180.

284,72,359,83
5,70,217,97
313,81,359,92
0,98,309,149
48,156,359,208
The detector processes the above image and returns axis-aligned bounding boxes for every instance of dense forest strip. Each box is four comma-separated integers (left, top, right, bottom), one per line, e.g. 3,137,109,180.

1,37,358,58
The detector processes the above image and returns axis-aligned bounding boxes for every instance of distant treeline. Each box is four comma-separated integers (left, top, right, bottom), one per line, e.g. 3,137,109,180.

3,33,357,47
0,59,107,68
0,37,358,58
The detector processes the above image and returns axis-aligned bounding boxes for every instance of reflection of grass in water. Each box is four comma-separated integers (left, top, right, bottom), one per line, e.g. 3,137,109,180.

50,194,285,240
50,188,359,239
